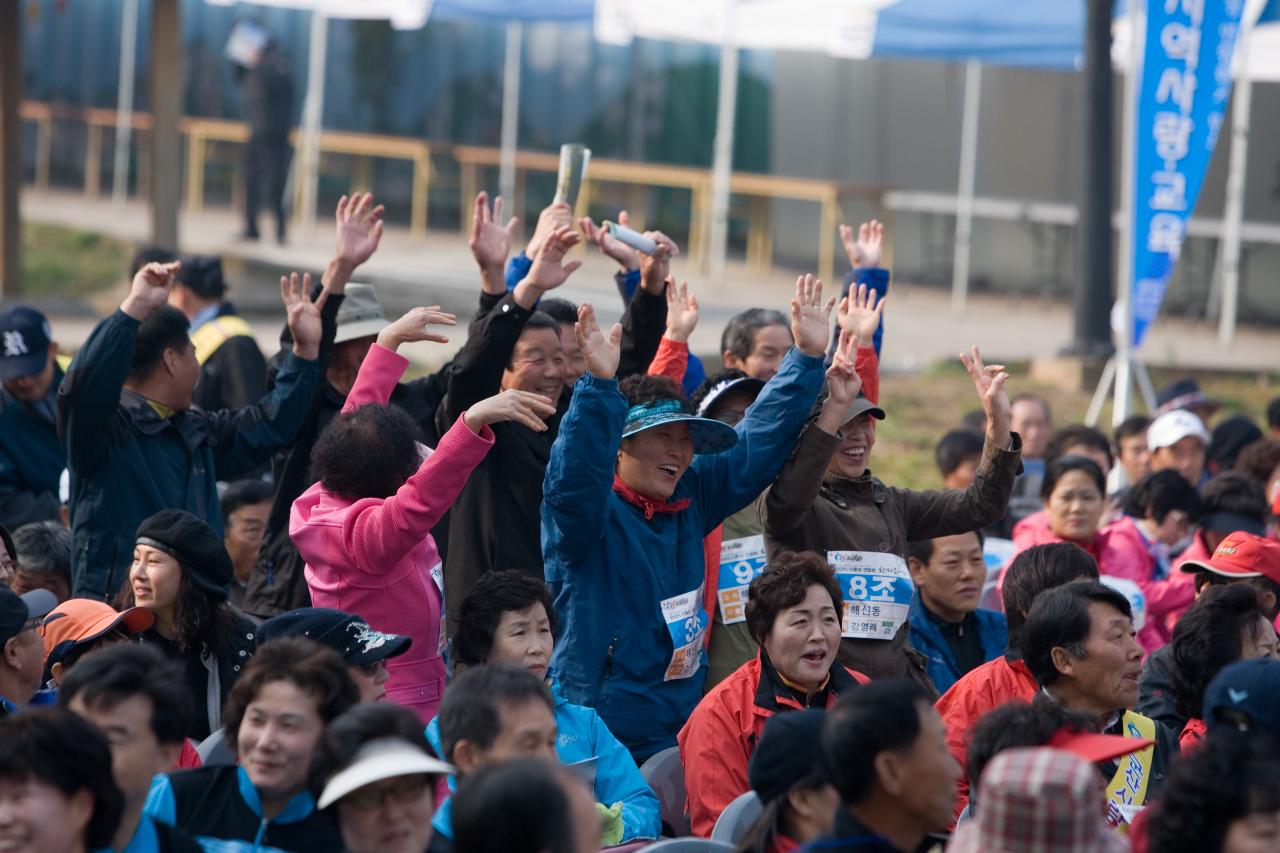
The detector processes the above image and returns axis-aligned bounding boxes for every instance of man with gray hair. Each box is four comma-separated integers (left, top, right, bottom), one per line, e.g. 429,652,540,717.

10,521,71,603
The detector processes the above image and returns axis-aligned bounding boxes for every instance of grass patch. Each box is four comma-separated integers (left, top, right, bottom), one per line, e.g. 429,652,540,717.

873,367,1280,490
20,223,129,298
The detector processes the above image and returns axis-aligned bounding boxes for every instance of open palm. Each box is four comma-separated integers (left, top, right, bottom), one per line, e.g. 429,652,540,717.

335,193,384,268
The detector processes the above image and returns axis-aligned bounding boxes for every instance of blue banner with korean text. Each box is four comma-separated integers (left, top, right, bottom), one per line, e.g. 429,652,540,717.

1131,0,1244,348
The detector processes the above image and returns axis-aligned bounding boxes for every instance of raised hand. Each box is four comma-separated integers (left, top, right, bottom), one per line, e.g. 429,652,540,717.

639,231,679,295
579,210,640,271
470,191,520,294
281,272,329,360
121,261,181,321
526,201,574,260
816,329,863,434
790,274,836,358
959,345,1012,448
839,219,884,269
575,302,623,380
376,306,458,352
335,193,385,270
836,283,886,341
464,388,558,434
514,226,582,309
664,277,699,343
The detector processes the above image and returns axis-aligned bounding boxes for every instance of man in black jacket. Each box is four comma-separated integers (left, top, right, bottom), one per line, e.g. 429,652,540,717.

435,214,670,637
236,35,294,244
815,679,960,852
168,254,268,412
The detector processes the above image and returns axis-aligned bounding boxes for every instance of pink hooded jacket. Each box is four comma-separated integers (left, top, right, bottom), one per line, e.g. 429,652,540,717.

290,343,494,721
1003,510,1174,652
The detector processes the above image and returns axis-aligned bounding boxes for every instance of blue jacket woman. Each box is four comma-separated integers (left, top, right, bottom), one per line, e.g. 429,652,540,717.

542,280,831,761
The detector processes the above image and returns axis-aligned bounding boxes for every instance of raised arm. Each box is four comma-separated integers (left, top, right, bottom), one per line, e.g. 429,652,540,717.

617,230,676,378
341,306,457,413
59,261,180,474
899,347,1021,539
470,191,520,297
541,304,627,565
835,282,886,404
646,278,697,385
343,389,554,570
838,219,890,357
691,275,831,530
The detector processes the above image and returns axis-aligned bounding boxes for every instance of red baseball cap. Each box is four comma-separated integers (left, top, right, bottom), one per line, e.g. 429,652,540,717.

1179,531,1280,585
1048,728,1153,763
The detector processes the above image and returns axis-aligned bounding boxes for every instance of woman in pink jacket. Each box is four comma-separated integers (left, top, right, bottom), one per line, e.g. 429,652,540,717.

291,306,556,721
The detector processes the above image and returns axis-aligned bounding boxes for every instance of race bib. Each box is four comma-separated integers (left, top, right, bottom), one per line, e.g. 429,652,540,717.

660,586,709,681
717,535,768,625
827,551,914,641
1101,575,1147,632
430,562,447,655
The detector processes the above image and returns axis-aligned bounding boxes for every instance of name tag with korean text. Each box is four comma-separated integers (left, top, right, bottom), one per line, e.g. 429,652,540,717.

717,535,768,625
827,550,914,641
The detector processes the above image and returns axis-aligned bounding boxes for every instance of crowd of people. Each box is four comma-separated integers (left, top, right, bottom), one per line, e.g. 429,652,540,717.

0,187,1279,853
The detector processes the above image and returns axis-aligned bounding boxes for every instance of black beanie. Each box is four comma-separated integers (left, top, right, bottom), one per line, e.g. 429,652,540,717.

135,509,233,600
748,709,828,804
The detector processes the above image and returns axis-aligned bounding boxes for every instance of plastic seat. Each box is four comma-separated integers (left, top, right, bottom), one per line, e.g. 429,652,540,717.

639,840,733,852
710,790,762,845
639,746,691,837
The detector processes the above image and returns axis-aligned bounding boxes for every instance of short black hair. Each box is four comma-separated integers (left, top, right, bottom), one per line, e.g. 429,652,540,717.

437,663,554,764
821,679,934,805
537,298,579,326
129,246,176,278
12,520,71,579
1234,439,1280,492
1147,731,1280,853
720,308,789,360
619,374,686,408
310,702,444,803
1268,397,1280,431
1040,455,1106,501
906,530,984,567
452,570,559,668
311,403,422,501
129,305,191,383
965,696,1099,799
1022,580,1133,688
1001,543,1099,651
1209,416,1264,475
220,479,274,526
1114,415,1153,447
1046,424,1113,469
934,429,985,478
1122,469,1204,524
0,709,125,849
1200,471,1268,521
1170,584,1270,720
452,758,579,853
57,643,190,745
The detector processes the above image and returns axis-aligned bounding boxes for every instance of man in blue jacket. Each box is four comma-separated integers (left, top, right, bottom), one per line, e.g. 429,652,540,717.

57,261,323,600
0,306,67,531
542,275,831,763
906,531,1007,693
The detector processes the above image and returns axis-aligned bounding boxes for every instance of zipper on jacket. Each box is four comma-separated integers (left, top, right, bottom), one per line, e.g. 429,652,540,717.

594,636,618,706
252,817,268,853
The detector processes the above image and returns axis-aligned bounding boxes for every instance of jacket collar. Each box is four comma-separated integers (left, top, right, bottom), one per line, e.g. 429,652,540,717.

754,650,855,715
120,389,177,435
236,766,316,824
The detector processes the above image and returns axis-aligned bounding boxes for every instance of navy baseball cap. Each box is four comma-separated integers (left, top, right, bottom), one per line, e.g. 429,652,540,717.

1203,657,1280,739
0,587,58,647
258,607,411,667
0,306,52,382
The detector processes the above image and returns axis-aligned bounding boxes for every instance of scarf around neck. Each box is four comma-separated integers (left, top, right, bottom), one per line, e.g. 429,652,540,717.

612,475,691,520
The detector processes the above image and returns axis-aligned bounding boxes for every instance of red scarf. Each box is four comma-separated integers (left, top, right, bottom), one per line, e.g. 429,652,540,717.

612,475,691,520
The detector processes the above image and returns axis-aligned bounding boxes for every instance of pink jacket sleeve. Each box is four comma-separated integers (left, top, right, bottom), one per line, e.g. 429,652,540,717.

342,342,406,413
340,412,495,572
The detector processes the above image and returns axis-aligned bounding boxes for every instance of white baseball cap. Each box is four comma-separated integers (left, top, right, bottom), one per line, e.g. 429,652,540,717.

317,738,454,809
1147,409,1210,451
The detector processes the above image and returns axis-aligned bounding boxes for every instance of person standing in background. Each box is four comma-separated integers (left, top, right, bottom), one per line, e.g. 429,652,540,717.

235,30,295,245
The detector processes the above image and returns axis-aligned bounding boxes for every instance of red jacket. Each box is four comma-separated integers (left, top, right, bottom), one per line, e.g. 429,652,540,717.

934,654,1038,819
677,653,868,837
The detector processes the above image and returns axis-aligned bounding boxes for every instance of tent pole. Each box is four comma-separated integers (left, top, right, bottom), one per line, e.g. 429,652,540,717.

499,21,523,210
1113,0,1144,424
708,1,739,284
951,59,982,314
1217,32,1251,348
112,0,140,207
298,11,328,234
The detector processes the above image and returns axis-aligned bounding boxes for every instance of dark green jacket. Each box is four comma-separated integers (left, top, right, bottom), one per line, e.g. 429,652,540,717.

58,309,318,600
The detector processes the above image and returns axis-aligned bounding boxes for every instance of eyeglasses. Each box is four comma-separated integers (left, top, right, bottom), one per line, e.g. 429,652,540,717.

342,776,430,811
